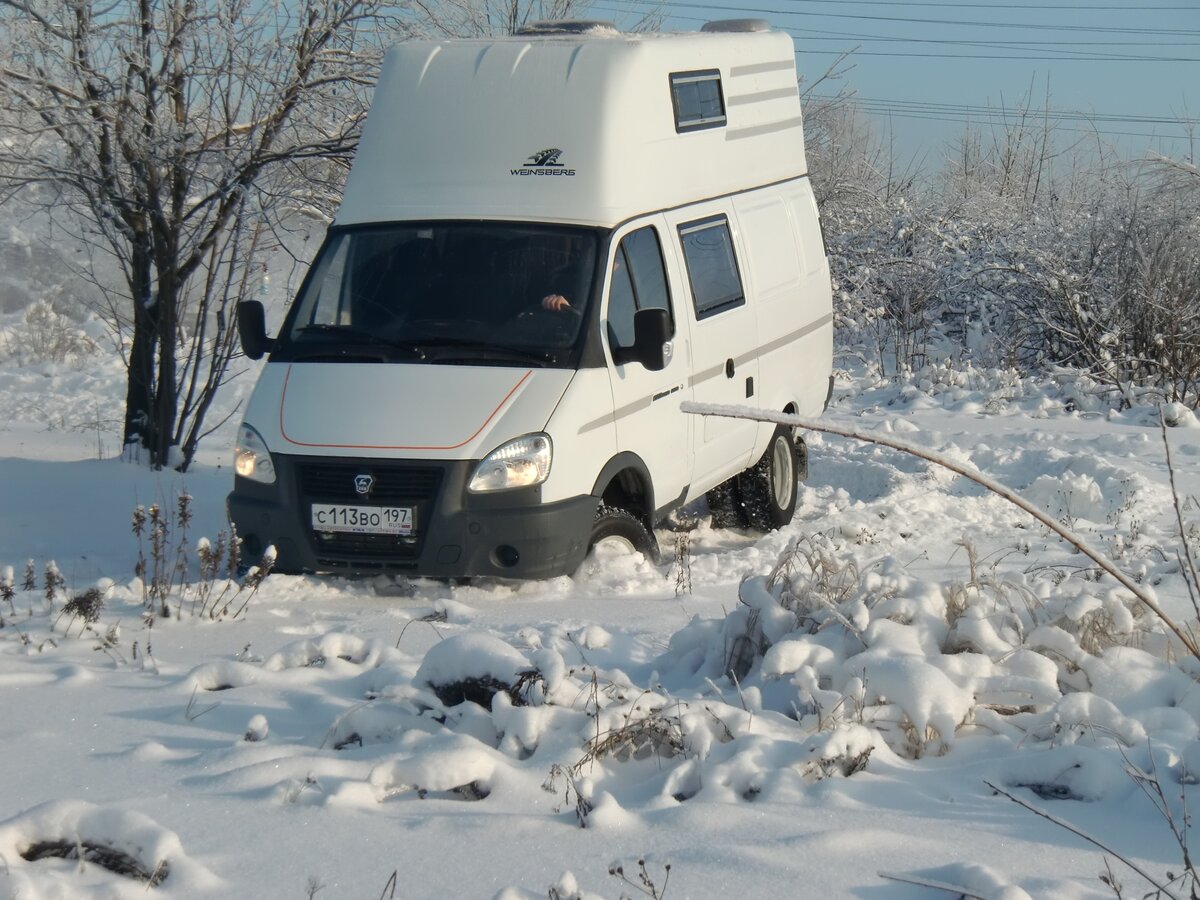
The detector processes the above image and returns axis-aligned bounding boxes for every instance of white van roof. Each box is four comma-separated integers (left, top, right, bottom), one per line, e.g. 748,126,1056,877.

336,26,809,229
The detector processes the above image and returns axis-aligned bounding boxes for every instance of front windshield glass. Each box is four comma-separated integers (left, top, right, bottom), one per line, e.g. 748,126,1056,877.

280,222,600,365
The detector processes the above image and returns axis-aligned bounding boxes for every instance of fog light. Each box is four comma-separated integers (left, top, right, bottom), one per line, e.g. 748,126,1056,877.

493,545,520,568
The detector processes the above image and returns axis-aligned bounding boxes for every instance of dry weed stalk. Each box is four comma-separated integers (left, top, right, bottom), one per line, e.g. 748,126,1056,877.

1,567,14,613
575,706,686,771
943,541,1042,651
542,764,593,828
608,858,672,900
769,534,864,615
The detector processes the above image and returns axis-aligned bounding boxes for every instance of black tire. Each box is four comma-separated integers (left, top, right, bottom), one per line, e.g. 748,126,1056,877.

738,426,799,532
587,504,661,564
706,477,750,529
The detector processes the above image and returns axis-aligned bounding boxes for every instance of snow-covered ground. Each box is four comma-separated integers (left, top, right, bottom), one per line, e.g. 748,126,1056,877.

2,327,1200,899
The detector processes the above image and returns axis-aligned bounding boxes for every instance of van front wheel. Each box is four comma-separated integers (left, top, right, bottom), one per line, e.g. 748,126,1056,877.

587,504,660,564
738,426,799,531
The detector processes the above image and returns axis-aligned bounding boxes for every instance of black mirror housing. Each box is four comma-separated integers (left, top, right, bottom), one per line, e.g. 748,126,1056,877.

237,300,271,361
627,307,670,371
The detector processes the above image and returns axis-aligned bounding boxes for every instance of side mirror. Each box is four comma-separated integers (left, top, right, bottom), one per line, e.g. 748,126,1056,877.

237,300,272,361
619,307,671,372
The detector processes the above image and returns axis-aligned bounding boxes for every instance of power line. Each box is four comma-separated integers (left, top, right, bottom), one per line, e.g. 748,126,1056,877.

774,0,1198,10
595,0,1200,59
631,0,1200,36
804,94,1198,140
798,49,1200,61
596,9,1200,59
587,0,1199,143
817,94,1198,127
792,27,1200,48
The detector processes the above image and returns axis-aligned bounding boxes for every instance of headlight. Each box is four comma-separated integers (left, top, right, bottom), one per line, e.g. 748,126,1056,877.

234,424,276,484
468,434,552,493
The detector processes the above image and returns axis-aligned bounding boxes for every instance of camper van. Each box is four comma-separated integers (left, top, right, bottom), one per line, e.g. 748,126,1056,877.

230,20,833,578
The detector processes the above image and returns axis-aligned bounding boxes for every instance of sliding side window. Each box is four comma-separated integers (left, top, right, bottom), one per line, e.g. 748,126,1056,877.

679,215,745,319
669,70,726,133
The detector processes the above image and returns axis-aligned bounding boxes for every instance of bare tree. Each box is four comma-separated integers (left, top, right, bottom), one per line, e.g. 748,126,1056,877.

0,0,404,469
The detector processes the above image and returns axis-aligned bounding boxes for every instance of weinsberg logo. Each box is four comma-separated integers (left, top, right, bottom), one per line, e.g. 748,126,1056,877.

511,147,576,177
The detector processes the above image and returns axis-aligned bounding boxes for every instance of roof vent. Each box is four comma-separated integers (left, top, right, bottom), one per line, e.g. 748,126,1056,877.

516,20,619,36
700,19,771,33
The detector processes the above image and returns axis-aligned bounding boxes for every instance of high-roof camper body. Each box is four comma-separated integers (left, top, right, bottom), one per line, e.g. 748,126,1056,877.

230,23,834,578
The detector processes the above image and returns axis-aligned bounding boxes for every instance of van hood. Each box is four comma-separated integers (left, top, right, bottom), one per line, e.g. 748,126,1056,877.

245,363,574,459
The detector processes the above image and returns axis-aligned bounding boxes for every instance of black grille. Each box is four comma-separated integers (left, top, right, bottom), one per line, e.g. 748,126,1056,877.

311,530,422,560
294,461,445,565
296,462,442,503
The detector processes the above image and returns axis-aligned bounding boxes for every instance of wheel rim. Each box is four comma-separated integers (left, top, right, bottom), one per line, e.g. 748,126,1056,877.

592,534,639,556
770,435,794,509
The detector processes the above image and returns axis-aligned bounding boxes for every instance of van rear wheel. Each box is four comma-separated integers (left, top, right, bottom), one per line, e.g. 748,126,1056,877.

706,477,750,529
587,504,660,564
738,426,799,531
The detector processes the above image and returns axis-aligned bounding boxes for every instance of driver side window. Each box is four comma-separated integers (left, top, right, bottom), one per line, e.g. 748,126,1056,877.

606,226,673,354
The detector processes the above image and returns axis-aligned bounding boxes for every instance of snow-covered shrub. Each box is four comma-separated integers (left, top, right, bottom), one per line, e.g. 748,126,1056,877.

0,299,97,366
1000,194,1200,409
816,101,1200,409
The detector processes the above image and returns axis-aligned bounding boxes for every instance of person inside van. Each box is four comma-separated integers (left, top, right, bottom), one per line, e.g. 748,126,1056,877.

541,292,572,311
540,250,623,313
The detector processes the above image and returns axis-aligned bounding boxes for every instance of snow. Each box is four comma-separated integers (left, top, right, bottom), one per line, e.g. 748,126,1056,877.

2,317,1200,897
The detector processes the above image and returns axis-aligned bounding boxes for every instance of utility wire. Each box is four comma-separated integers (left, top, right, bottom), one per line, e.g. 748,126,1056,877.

810,94,1198,127
602,0,1200,36
772,0,1198,10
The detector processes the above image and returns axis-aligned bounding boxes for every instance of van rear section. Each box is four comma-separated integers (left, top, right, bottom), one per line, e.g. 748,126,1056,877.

228,22,833,578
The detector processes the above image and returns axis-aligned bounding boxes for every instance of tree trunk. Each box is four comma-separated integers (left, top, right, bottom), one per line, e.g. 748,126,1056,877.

123,250,159,453
154,271,179,468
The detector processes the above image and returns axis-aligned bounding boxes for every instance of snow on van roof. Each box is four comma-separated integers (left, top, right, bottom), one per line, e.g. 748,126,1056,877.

336,28,809,229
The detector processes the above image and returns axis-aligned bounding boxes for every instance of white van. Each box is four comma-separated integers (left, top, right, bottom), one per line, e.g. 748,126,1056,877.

230,20,833,578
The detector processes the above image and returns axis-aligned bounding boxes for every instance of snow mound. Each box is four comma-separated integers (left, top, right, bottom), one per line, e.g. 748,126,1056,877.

0,800,218,897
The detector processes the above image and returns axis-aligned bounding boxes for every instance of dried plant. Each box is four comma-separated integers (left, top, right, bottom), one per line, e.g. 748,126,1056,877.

574,705,687,772
1,566,14,613
42,561,66,606
542,764,594,828
54,587,105,637
672,530,693,597
608,858,672,900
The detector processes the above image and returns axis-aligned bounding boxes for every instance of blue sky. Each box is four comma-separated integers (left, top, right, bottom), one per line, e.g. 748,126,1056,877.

593,0,1199,164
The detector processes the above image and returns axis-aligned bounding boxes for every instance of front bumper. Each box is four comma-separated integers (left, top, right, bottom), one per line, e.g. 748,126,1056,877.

228,454,597,579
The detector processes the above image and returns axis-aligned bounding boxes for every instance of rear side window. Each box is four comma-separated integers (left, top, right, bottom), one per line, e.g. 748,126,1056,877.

670,70,726,133
679,216,745,319
607,226,673,352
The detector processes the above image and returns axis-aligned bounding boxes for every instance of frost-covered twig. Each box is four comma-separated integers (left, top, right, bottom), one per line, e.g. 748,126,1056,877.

684,402,1200,662
984,780,1178,899
1162,411,1200,620
877,871,986,898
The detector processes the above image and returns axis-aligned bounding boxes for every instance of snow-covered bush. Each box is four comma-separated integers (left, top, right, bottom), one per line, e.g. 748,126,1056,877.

0,299,98,366
815,98,1200,408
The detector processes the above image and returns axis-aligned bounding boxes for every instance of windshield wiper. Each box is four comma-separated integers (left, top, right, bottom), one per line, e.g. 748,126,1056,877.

294,324,427,359
409,336,556,366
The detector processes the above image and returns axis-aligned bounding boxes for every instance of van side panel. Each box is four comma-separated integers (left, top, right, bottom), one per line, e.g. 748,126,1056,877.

786,182,835,414
730,180,833,463
663,199,760,491
540,368,618,505
730,190,801,459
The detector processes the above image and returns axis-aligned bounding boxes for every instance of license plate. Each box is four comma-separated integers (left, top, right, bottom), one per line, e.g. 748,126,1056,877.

311,504,415,535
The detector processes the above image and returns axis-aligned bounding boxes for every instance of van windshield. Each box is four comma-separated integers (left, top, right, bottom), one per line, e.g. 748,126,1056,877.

278,223,600,366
